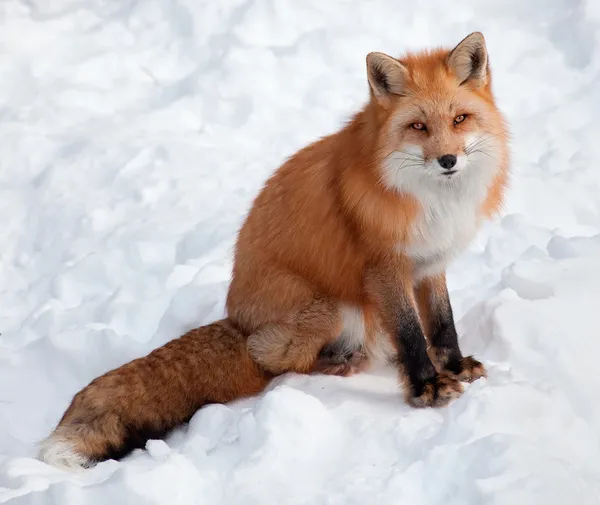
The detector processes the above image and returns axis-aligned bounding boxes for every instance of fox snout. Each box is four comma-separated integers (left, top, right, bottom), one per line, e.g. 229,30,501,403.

433,152,467,176
437,154,457,170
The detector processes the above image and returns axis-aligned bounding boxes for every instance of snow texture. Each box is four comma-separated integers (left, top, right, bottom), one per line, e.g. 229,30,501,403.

1,0,600,503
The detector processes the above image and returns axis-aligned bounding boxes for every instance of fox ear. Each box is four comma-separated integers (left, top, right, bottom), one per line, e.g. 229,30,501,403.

447,32,488,86
366,52,408,107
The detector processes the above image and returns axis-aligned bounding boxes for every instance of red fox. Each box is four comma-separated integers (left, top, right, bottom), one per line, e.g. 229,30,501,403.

39,32,509,469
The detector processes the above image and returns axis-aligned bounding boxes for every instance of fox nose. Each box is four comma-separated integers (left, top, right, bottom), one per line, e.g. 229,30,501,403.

437,154,457,170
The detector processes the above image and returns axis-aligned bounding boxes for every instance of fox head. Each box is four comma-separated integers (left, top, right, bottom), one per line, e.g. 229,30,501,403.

365,32,508,194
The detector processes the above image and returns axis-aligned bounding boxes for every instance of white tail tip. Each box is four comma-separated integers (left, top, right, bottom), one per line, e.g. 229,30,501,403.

38,432,91,471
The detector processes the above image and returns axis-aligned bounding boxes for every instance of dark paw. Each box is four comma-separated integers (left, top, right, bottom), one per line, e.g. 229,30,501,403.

430,347,487,384
318,340,356,362
444,356,487,383
407,373,464,408
313,343,369,377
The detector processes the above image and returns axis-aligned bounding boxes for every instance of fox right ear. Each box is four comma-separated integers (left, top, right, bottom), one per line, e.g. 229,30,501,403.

447,32,488,86
366,52,407,107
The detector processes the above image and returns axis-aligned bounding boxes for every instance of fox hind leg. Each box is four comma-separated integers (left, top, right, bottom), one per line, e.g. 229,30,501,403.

247,296,344,375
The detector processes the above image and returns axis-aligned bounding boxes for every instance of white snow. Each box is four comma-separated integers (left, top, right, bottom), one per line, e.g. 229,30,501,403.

1,0,600,503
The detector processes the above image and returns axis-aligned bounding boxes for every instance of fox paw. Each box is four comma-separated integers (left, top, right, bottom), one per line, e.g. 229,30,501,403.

445,356,487,383
313,346,369,377
407,373,464,408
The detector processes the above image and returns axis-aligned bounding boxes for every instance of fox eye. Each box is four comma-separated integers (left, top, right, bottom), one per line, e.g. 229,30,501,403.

453,114,467,125
411,122,426,131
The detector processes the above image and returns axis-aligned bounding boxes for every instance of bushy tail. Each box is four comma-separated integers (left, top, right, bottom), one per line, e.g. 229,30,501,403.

38,319,271,470
38,426,96,470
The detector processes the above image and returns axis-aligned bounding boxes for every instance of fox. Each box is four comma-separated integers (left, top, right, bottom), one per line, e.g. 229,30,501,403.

39,31,509,470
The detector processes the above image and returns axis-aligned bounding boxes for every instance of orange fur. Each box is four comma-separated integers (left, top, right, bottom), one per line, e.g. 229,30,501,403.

39,321,272,468
40,32,509,469
228,32,509,374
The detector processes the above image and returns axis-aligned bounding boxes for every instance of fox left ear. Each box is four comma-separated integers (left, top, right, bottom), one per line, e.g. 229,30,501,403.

366,52,408,108
447,32,488,86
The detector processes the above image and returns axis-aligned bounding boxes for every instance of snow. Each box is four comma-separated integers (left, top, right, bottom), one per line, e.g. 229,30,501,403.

1,0,600,503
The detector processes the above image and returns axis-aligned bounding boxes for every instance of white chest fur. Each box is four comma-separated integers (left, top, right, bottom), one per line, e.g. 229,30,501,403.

382,143,498,280
404,187,483,279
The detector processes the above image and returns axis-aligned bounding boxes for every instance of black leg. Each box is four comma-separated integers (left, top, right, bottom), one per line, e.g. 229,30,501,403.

365,259,464,407
394,297,463,406
396,306,437,395
416,274,487,383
